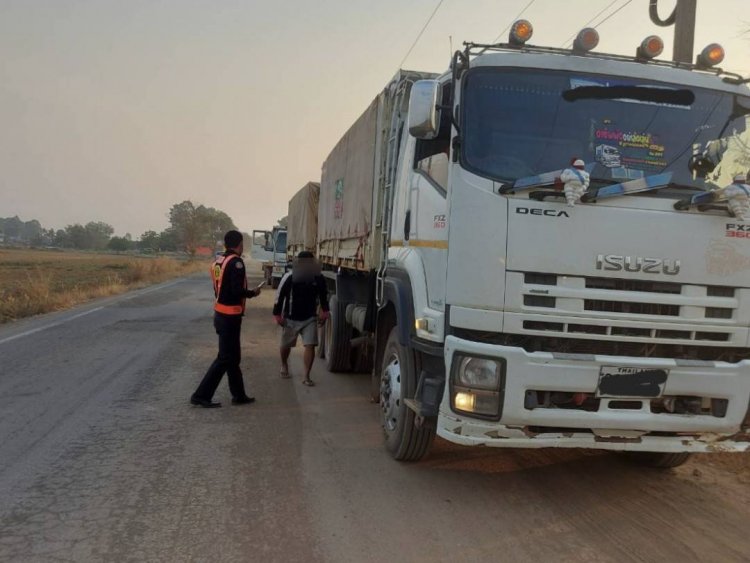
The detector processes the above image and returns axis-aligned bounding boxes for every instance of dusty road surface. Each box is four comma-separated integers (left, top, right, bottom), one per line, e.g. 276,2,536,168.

0,274,748,562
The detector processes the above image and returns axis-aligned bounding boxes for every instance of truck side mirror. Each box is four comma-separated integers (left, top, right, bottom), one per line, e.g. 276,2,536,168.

408,80,440,140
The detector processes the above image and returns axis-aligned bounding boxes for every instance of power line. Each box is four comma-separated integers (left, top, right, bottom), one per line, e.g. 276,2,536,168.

593,0,634,30
399,0,446,68
559,0,618,48
491,0,536,44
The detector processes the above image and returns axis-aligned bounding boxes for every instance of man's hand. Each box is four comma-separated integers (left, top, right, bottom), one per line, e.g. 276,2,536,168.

274,315,285,326
318,310,330,326
253,287,262,297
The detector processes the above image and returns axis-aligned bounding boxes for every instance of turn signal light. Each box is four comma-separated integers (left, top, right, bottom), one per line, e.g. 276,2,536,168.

637,35,664,59
509,19,533,46
573,28,599,52
697,43,725,67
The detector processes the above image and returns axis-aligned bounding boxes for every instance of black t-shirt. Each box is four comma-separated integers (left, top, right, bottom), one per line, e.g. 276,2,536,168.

273,271,329,321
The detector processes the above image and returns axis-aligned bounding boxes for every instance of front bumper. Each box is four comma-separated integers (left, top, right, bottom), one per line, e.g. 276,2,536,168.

439,336,750,452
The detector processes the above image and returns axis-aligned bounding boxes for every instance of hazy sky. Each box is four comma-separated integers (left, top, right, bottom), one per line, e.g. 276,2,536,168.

1,0,749,236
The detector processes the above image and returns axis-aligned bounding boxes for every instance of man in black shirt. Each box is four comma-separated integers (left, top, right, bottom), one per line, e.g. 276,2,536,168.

191,230,261,408
273,251,329,386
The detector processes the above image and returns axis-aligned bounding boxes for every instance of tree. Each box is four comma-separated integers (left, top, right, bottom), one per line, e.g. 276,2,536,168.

108,236,132,252
84,221,114,250
168,200,236,255
157,228,179,252
168,201,202,255
21,220,42,241
139,230,160,251
65,224,88,249
1,216,24,240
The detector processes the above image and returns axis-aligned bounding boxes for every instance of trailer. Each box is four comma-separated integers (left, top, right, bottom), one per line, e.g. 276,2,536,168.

286,182,320,259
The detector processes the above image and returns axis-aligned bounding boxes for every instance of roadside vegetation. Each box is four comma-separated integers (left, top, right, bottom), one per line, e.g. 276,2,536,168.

0,248,207,323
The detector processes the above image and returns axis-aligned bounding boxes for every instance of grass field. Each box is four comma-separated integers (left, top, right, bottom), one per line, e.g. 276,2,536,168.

0,248,207,323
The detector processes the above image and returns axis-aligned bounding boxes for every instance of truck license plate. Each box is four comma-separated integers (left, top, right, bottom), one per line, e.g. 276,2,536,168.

596,366,669,398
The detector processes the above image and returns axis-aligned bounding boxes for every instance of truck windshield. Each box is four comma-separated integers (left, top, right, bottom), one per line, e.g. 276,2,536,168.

461,68,750,192
274,231,287,254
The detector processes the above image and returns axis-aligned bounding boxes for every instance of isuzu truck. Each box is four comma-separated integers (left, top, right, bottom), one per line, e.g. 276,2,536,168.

291,22,750,466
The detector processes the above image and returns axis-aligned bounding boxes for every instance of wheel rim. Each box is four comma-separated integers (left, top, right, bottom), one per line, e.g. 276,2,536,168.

380,352,402,433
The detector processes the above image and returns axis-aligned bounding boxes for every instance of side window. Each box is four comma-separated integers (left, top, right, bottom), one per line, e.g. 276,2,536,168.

414,83,452,190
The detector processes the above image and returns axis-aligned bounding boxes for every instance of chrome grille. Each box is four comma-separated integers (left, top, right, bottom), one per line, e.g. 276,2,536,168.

512,271,745,346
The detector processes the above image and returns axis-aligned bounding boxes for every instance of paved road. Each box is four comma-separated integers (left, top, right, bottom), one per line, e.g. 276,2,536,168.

0,275,748,562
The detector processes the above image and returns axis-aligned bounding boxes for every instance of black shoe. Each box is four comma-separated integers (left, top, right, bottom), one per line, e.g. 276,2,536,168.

231,396,255,405
190,397,221,408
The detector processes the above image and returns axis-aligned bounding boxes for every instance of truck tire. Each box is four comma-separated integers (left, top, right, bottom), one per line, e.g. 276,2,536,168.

380,327,435,461
265,267,273,287
325,295,352,372
317,324,326,359
624,451,692,469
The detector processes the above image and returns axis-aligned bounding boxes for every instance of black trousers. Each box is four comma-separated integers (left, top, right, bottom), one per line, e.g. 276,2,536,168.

192,313,247,401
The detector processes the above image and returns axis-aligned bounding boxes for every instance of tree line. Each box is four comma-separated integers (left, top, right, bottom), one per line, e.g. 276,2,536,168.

1,201,237,256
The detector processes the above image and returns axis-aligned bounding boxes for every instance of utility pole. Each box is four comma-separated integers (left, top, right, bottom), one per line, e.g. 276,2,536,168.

649,0,698,64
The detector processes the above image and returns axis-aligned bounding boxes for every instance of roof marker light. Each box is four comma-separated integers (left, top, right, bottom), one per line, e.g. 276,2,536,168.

573,28,599,52
637,35,664,60
697,43,725,67
508,19,533,46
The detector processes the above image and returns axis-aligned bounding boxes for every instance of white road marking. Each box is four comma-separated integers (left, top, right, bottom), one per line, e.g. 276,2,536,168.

0,278,187,346
0,307,104,346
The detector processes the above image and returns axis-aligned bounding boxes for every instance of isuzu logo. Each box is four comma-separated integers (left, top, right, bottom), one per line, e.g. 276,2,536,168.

596,254,680,275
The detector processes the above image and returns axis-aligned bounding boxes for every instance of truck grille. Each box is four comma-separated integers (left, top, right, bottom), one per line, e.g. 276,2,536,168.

505,271,747,347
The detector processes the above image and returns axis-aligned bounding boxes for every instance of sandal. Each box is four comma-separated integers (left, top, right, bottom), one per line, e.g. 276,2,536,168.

302,378,315,387
280,367,291,379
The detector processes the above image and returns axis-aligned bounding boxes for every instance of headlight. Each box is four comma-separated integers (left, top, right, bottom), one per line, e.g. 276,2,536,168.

451,354,506,420
455,356,504,389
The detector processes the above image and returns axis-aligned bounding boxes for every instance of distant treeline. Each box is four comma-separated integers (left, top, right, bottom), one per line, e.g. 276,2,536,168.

1,201,237,256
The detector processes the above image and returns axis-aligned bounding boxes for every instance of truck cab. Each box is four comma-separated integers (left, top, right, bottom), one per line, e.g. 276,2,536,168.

309,24,750,466
251,227,288,288
375,27,750,464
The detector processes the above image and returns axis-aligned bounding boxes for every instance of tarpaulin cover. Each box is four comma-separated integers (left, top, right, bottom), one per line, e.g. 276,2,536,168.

318,98,378,244
287,182,320,251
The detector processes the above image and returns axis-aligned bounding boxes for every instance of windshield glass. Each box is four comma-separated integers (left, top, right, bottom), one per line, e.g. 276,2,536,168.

461,68,750,192
274,231,287,254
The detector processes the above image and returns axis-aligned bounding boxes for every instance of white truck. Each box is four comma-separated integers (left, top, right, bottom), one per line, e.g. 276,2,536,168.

250,226,287,288
297,23,750,466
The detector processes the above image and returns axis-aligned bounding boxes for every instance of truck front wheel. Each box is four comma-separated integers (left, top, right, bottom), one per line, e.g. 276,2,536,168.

624,451,691,469
380,327,434,461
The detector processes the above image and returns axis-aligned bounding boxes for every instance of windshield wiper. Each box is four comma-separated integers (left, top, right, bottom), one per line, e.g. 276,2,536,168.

581,172,673,202
499,164,596,194
674,188,728,212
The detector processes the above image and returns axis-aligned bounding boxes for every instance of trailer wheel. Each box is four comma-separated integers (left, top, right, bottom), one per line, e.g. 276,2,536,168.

624,452,692,469
325,295,352,372
380,327,434,461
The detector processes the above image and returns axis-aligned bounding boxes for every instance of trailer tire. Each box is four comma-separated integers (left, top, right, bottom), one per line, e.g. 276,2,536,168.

271,276,280,289
624,452,692,469
380,327,434,461
325,295,352,372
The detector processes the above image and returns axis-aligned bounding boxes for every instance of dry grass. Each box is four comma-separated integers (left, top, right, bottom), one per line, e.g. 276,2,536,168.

0,248,207,323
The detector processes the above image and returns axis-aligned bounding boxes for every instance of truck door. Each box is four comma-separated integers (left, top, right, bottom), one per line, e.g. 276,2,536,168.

250,229,274,262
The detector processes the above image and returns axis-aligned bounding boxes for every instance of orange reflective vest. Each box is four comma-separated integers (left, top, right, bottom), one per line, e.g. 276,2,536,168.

210,254,247,315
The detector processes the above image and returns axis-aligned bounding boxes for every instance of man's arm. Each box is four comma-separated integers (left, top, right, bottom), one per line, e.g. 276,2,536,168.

272,272,292,317
226,258,258,300
316,275,330,312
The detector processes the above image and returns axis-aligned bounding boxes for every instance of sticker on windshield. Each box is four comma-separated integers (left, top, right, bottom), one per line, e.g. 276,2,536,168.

593,126,667,170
